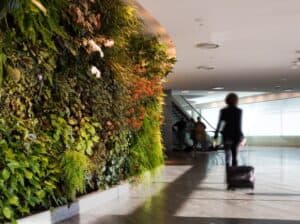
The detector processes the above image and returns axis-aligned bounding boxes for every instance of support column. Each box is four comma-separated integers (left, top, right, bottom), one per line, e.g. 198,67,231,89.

162,90,174,151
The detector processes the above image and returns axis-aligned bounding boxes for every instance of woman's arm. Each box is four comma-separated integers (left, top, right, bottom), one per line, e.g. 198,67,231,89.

239,110,244,139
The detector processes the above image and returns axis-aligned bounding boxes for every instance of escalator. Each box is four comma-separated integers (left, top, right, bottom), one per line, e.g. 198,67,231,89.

169,95,222,151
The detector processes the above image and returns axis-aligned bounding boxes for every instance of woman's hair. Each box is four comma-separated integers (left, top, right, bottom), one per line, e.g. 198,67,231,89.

225,93,238,106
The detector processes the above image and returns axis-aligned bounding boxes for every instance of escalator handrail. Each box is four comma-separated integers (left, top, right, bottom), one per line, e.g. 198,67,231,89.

180,95,216,131
172,102,191,121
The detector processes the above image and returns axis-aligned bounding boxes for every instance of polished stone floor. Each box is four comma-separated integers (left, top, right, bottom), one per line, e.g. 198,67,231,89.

61,147,300,224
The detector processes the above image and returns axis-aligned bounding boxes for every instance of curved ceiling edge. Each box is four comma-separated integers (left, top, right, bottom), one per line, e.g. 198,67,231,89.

131,0,176,58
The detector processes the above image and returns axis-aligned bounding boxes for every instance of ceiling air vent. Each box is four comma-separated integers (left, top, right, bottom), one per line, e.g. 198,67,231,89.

195,42,219,49
197,65,215,70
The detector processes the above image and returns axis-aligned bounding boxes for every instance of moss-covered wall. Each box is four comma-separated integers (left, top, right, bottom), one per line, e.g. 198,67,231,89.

0,0,175,222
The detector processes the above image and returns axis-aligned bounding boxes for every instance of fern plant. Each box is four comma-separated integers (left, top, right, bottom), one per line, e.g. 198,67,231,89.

60,150,90,200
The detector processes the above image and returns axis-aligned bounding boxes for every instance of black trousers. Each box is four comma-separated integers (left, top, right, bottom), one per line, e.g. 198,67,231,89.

224,139,240,167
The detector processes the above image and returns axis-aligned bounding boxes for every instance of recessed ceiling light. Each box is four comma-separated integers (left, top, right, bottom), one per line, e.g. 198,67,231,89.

181,90,190,94
207,91,215,94
197,65,215,70
284,89,294,92
212,87,224,90
274,85,281,89
195,42,219,49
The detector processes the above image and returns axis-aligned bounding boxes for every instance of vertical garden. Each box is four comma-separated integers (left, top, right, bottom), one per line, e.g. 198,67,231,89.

0,0,175,222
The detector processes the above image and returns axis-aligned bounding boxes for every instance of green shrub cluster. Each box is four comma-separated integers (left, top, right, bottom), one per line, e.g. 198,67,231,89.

129,104,165,176
0,0,175,222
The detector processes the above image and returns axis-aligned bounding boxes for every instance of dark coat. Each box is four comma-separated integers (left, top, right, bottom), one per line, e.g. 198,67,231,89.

173,120,186,132
215,106,243,141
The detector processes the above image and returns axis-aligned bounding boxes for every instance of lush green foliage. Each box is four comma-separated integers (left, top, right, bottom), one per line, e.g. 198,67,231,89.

129,104,165,176
0,117,61,221
0,0,175,222
60,150,90,200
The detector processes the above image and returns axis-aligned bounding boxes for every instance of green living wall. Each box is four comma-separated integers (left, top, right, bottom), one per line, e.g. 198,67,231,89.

0,0,175,222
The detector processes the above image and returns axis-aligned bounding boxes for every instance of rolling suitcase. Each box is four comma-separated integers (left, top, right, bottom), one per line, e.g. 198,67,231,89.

227,166,255,190
226,139,254,190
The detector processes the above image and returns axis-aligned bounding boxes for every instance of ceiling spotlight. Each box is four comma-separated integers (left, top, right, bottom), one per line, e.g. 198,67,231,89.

181,90,190,94
195,42,219,49
212,87,224,90
197,65,215,70
207,91,215,94
284,89,294,92
274,85,281,89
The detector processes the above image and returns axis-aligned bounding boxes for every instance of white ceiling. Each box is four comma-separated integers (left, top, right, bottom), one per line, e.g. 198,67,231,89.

138,0,300,91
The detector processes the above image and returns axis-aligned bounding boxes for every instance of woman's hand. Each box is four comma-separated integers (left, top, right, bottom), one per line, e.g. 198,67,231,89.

240,138,247,146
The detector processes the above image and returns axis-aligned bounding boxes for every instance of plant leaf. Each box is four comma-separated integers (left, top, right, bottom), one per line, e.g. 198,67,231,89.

8,196,19,206
3,206,12,219
2,169,10,181
31,0,47,15
24,170,33,180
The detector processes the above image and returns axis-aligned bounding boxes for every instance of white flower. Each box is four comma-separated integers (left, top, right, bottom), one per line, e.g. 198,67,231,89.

104,39,114,48
37,74,43,81
91,65,101,78
88,39,104,58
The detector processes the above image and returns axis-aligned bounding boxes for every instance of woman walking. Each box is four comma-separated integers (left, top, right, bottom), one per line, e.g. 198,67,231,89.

214,93,243,167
